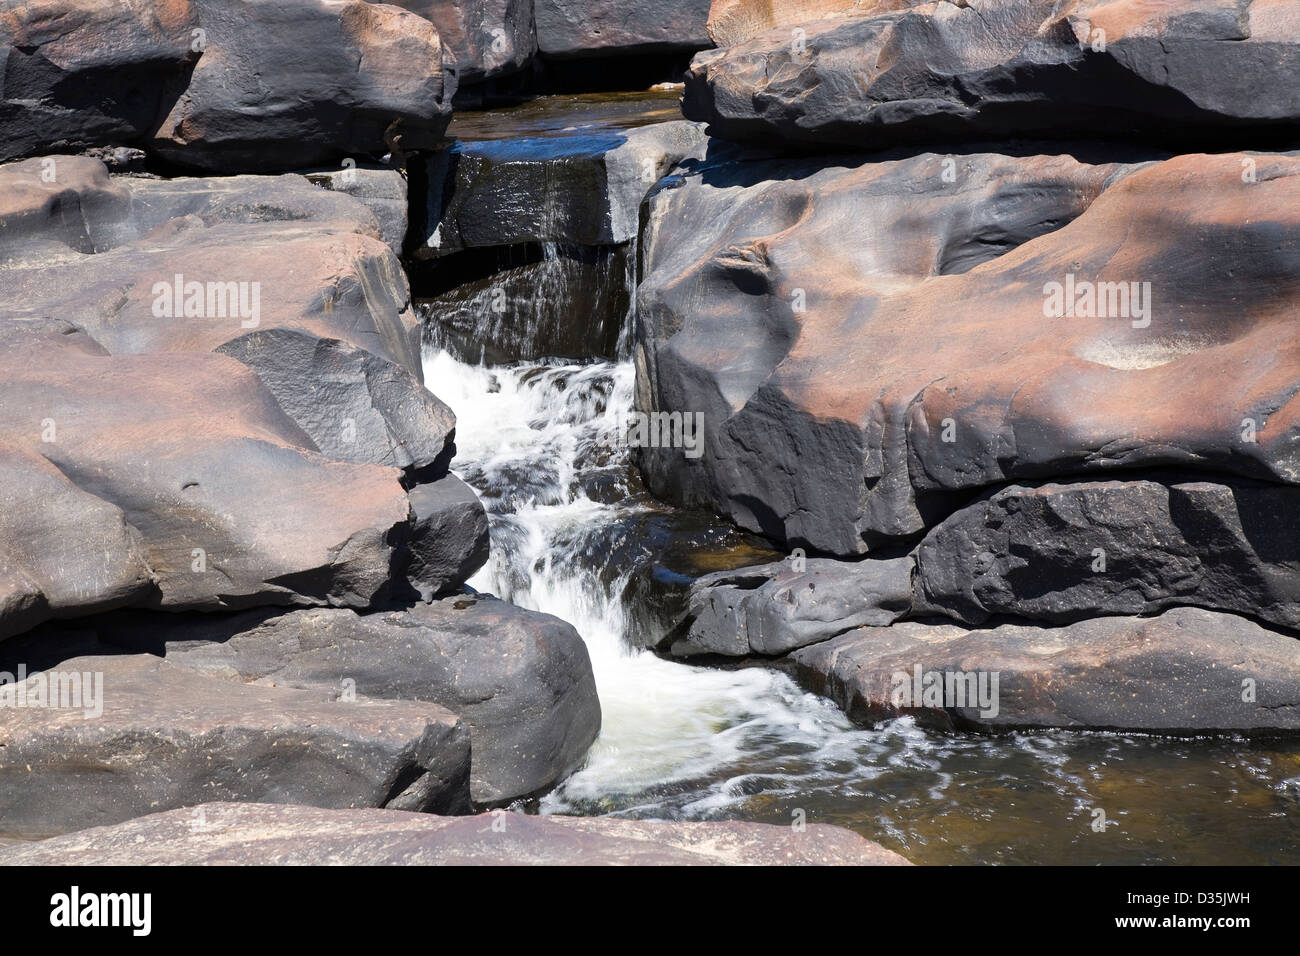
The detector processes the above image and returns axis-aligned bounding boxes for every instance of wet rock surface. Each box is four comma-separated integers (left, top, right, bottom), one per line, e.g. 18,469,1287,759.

418,121,708,257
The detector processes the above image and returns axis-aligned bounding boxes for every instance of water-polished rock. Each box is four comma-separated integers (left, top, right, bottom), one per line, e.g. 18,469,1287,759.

636,149,1300,555
417,121,708,258
401,476,492,600
385,0,534,84
216,328,455,472
0,333,412,620
705,0,923,47
916,476,1300,631
0,801,911,865
0,650,471,838
0,0,455,173
535,0,713,58
685,0,1300,151
303,164,410,257
0,156,446,474
791,607,1300,735
671,556,912,657
96,595,601,805
0,442,155,641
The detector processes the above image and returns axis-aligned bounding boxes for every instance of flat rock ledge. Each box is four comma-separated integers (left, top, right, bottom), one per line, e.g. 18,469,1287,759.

790,607,1300,735
0,802,911,866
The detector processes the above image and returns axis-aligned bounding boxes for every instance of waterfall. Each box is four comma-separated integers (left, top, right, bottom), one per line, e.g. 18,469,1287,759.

421,348,878,815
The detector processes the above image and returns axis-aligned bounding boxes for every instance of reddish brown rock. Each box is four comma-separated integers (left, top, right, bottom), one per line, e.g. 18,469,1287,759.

0,0,454,173
0,156,453,475
384,0,534,84
636,150,1300,555
0,801,911,864
0,333,412,617
535,0,713,58
686,0,1300,150
706,0,920,47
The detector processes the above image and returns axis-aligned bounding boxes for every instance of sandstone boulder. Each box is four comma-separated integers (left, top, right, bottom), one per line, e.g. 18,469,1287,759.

635,150,1300,555
0,649,471,838
1,0,455,173
96,595,601,805
685,0,1300,150
384,0,534,84
706,0,923,47
790,607,1300,735
535,0,713,59
0,801,911,864
0,336,412,620
0,156,448,474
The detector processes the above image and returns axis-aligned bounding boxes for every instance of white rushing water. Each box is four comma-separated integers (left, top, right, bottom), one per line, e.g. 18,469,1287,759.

420,345,1300,863
421,347,904,818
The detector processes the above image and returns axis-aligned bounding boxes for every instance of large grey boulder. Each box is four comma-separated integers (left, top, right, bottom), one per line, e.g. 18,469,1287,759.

400,475,492,601
97,596,601,805
671,556,913,657
684,0,1300,151
915,477,1300,632
0,802,912,865
0,0,455,173
216,328,455,473
0,650,471,838
790,607,1300,735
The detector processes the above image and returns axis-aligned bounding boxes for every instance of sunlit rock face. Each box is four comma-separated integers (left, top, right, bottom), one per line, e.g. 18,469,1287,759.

0,0,455,173
636,150,1300,556
685,0,1300,151
534,0,714,58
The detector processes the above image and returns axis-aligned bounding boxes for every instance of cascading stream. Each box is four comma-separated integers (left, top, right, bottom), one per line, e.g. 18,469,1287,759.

421,345,1300,865
417,92,1300,865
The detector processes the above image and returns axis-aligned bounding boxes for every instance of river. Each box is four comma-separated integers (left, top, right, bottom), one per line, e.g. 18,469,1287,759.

418,94,1300,866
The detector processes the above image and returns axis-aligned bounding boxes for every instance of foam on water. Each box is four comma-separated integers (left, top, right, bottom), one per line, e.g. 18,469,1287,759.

421,346,1300,863
422,348,889,813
